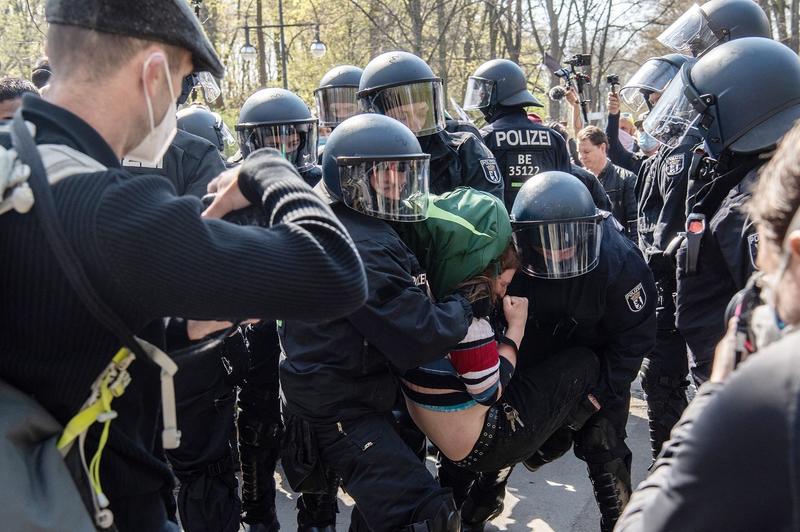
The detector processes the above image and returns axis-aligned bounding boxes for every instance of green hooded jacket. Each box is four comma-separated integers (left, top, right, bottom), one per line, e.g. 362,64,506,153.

399,187,512,300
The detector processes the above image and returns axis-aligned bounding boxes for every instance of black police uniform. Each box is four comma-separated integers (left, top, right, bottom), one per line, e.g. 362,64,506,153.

123,128,226,198
597,159,638,241
479,109,571,210
676,158,762,384
421,129,504,200
461,216,656,532
279,203,472,531
635,131,702,459
570,164,613,211
0,96,366,532
617,330,800,532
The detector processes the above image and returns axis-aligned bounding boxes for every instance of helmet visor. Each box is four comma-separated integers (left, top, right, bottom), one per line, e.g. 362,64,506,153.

642,71,700,149
620,58,682,110
236,121,318,170
463,77,495,110
337,155,430,222
657,4,719,57
212,112,236,146
512,219,602,279
315,86,360,127
359,81,446,136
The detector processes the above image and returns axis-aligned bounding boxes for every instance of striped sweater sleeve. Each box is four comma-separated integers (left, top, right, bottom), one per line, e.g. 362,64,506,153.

447,318,511,406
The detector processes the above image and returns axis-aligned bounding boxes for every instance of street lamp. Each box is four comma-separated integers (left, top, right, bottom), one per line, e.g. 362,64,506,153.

240,24,257,62
310,26,327,59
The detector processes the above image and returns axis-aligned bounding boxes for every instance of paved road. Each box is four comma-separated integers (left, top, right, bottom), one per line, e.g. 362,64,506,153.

272,380,651,531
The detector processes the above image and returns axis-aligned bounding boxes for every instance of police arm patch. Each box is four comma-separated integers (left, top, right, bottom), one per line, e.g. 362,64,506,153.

625,282,647,312
665,153,684,176
480,158,502,184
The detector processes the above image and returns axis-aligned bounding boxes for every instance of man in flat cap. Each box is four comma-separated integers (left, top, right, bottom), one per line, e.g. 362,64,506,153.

0,2,367,531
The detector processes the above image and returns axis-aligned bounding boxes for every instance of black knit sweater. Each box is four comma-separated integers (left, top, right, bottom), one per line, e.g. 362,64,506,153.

0,96,366,516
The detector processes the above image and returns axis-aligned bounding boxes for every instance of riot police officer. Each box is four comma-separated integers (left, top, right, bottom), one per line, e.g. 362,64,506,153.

613,53,698,459
643,37,800,384
177,104,235,156
357,51,503,200
315,65,363,136
458,172,656,532
280,114,471,531
463,59,571,210
236,88,321,187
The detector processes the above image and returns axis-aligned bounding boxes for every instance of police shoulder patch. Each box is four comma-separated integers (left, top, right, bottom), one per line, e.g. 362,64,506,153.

748,232,759,270
625,282,647,312
480,158,502,184
664,153,684,176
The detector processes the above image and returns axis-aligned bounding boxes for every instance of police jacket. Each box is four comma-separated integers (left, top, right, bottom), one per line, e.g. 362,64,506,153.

0,96,366,515
300,165,322,188
675,160,762,382
617,330,800,532
279,203,472,424
606,113,648,176
597,159,638,242
123,128,226,198
637,131,702,272
508,217,656,430
420,129,503,201
480,109,571,210
570,164,613,211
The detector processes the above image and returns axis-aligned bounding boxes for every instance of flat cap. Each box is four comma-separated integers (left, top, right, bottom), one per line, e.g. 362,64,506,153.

46,0,224,78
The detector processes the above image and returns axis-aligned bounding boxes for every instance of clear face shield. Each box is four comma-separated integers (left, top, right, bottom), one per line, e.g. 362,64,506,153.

642,67,708,149
336,155,431,222
359,81,446,137
512,217,603,279
462,77,495,110
178,71,222,105
236,120,319,170
658,4,721,57
620,59,681,111
314,86,360,128
211,111,236,148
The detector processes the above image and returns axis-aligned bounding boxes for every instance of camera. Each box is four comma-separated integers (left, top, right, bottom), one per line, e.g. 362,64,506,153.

566,54,591,67
606,74,620,86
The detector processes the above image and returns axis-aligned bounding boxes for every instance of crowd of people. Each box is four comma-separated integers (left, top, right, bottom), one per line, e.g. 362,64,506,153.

1,0,799,531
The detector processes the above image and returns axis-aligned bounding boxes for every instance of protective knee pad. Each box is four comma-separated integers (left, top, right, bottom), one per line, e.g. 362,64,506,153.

399,493,459,532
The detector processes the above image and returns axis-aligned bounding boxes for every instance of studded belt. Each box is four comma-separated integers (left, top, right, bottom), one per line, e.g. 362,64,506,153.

452,406,500,468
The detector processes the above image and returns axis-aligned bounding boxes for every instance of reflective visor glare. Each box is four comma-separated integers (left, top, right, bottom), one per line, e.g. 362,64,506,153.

513,221,601,279
657,5,718,57
237,122,318,170
463,77,494,110
338,158,430,221
315,87,359,127
368,82,445,136
642,76,699,148
197,72,222,103
620,59,680,108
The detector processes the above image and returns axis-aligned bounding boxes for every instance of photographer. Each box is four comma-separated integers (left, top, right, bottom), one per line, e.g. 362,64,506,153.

605,91,654,176
0,2,366,530
616,115,800,532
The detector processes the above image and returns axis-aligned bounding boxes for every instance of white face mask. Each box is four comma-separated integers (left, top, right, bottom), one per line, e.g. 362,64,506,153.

126,54,177,165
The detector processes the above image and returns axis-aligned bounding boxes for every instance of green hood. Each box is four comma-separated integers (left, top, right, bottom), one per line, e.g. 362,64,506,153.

399,187,512,299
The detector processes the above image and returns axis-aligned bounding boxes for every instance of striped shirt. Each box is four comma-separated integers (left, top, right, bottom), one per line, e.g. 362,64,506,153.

402,318,514,411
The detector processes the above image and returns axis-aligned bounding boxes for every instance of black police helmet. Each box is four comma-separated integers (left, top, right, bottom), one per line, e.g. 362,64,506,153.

471,59,542,109
511,171,598,224
358,51,439,96
177,105,227,152
318,65,364,89
688,37,800,155
702,0,771,42
238,88,313,126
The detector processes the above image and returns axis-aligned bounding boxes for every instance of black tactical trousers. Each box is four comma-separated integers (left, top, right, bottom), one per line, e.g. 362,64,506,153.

311,411,453,532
